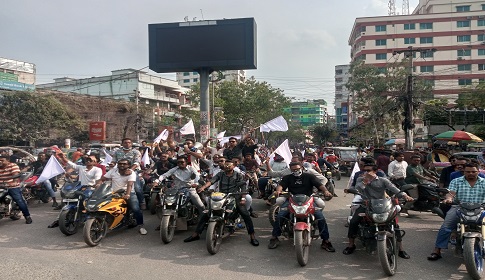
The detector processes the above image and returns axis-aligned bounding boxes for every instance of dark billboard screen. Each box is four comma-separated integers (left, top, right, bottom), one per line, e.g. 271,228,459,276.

149,18,256,73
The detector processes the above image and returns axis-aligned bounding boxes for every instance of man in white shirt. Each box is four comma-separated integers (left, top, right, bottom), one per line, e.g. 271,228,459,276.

387,152,408,188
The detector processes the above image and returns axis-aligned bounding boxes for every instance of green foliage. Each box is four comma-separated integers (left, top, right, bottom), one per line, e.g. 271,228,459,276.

309,124,338,146
0,91,86,144
456,83,485,109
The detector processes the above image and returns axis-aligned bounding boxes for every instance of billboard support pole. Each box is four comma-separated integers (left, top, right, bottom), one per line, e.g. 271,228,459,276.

199,68,210,143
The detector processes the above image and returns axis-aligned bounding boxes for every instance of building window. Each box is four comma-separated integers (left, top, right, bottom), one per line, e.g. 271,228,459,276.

456,5,471,12
458,64,472,71
336,77,343,83
457,35,471,42
458,79,473,85
335,69,343,75
375,25,386,32
479,49,485,55
375,39,386,46
479,34,485,41
421,51,434,58
336,85,343,91
376,53,387,60
420,37,433,44
479,64,485,71
183,72,190,76
183,79,190,83
404,38,416,44
479,20,485,26
457,20,471,28
404,23,415,30
483,4,485,10
193,78,198,82
360,26,367,32
458,49,472,56
419,23,433,29
192,72,198,75
420,66,434,72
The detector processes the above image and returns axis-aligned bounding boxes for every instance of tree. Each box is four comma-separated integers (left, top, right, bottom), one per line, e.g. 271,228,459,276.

309,124,338,146
456,82,485,109
0,91,86,145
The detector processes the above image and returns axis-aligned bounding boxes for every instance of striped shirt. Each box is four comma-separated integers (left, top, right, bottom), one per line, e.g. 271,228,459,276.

0,163,21,188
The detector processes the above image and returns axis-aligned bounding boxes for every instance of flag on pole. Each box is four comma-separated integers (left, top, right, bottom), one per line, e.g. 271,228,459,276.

346,162,361,189
35,156,65,184
216,130,226,141
180,119,196,135
141,149,151,167
268,139,292,167
260,116,288,132
101,149,112,166
154,129,169,143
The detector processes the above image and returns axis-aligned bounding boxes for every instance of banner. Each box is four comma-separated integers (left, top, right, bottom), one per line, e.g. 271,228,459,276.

89,121,106,141
35,156,65,184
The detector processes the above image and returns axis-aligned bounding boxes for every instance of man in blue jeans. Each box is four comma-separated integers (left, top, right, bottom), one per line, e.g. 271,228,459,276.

268,162,334,252
428,162,485,260
0,155,32,224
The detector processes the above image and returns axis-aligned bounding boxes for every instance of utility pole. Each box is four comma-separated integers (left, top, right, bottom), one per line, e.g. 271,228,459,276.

134,89,140,143
393,46,436,150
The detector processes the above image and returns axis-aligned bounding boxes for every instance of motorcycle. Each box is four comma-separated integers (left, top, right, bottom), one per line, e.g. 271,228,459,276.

159,186,200,244
323,171,336,199
19,170,57,203
400,183,448,218
276,192,323,266
0,185,21,222
331,162,341,181
82,183,137,247
346,188,401,276
58,179,93,236
205,191,245,255
455,202,485,280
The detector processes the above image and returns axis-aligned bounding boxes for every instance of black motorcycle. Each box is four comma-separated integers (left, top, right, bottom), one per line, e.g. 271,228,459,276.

400,183,448,218
0,185,21,222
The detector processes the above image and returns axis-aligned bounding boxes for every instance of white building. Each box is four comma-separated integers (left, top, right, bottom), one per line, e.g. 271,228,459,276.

334,64,352,136
37,69,193,118
0,57,36,91
349,0,485,101
176,70,246,88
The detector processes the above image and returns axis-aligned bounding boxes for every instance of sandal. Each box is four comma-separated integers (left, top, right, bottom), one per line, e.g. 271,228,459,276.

343,245,356,255
427,253,442,261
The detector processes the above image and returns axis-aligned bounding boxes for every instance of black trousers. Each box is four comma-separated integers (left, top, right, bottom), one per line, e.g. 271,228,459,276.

348,206,402,242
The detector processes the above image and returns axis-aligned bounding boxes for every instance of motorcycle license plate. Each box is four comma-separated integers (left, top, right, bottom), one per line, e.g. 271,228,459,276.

62,198,79,202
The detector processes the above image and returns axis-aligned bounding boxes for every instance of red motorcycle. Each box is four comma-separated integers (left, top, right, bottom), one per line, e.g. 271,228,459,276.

278,193,323,266
19,171,55,203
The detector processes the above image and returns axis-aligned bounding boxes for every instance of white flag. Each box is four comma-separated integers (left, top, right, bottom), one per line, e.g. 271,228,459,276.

101,149,112,166
180,119,196,135
268,139,292,168
216,130,226,141
220,135,241,145
347,162,361,189
260,116,288,132
154,129,169,143
35,156,65,184
141,149,151,167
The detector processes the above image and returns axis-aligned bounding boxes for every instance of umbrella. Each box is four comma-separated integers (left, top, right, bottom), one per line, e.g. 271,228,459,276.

433,131,483,142
434,140,459,146
384,138,405,145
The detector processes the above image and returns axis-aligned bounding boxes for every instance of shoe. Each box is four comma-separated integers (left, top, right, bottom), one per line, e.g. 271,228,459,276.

48,220,59,228
268,238,280,249
399,211,409,217
25,216,32,224
399,250,410,259
184,235,200,242
250,212,258,218
139,227,147,235
52,202,58,208
427,252,442,261
321,241,336,252
343,245,356,255
250,239,260,246
140,203,147,210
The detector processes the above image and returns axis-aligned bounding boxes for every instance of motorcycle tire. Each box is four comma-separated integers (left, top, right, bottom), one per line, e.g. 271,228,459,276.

268,204,280,227
295,230,310,267
325,181,336,201
335,171,341,181
149,193,158,215
9,210,21,220
59,208,79,236
463,237,484,280
206,221,223,255
160,215,176,244
41,195,50,204
83,217,107,247
377,234,397,276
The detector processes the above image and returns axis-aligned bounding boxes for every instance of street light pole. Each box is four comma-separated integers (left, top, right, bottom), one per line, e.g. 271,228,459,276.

134,89,140,143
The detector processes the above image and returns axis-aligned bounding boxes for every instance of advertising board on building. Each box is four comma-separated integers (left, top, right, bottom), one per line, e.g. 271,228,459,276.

89,121,106,141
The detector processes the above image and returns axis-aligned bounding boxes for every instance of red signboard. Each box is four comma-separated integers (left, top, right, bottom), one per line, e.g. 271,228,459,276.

89,121,106,141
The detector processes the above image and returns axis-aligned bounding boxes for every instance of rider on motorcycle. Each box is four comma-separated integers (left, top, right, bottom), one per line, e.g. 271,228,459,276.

184,161,260,246
268,162,334,252
21,152,58,207
343,163,413,258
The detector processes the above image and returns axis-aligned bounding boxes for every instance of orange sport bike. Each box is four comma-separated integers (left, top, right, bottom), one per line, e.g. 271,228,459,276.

82,183,137,247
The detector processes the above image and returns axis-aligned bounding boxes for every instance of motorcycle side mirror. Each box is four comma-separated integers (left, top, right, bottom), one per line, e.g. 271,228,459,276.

346,188,359,195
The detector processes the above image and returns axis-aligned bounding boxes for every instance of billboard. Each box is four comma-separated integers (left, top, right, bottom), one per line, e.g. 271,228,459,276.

0,80,35,91
89,121,106,141
149,18,256,73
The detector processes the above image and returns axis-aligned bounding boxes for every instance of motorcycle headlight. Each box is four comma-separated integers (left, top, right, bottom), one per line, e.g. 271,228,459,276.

86,204,99,211
165,196,177,205
4,195,12,204
211,201,224,210
372,213,390,223
292,204,310,215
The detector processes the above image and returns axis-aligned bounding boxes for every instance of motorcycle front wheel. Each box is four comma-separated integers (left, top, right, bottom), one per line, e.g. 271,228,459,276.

149,193,158,215
83,217,107,247
206,221,223,255
295,230,310,266
160,215,176,244
463,237,484,280
59,208,79,236
377,234,397,276
268,204,280,227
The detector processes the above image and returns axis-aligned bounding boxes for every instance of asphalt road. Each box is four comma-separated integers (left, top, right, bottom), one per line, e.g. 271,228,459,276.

0,178,476,280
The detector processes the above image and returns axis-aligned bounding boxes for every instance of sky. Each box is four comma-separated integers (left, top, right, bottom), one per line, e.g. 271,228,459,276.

1,0,419,114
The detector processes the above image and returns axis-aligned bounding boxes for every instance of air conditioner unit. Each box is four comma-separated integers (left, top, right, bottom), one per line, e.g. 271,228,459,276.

479,15,485,19
458,57,463,60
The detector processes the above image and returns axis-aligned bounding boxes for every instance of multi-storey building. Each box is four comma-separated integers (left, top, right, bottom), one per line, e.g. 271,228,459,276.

349,0,485,101
284,99,328,128
334,64,352,136
0,57,36,91
176,70,246,88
